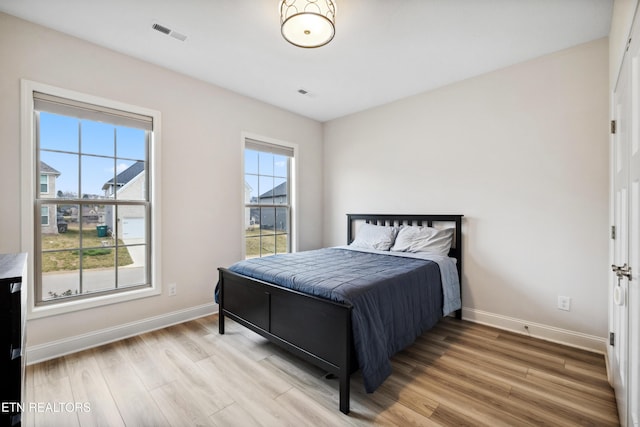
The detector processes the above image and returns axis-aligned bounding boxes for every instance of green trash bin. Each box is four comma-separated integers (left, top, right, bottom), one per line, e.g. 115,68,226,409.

96,225,108,237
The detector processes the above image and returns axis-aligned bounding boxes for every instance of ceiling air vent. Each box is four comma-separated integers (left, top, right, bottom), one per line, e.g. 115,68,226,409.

152,23,187,41
152,23,171,35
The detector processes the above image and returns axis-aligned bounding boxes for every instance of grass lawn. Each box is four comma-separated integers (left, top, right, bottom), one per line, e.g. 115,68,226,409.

41,223,133,272
245,227,288,258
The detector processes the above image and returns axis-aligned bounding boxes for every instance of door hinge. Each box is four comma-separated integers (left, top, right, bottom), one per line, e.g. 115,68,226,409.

610,332,615,346
611,225,616,240
611,120,617,134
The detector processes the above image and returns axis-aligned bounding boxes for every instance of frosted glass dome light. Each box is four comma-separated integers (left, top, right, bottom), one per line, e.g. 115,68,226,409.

279,0,336,48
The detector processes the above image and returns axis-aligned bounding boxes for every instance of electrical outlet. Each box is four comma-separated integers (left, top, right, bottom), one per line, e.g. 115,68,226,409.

168,283,177,296
557,295,571,311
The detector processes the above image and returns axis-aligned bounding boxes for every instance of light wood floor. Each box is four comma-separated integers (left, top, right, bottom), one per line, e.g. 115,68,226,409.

25,315,619,426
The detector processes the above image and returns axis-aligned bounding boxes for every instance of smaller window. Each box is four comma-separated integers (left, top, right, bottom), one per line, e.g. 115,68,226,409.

244,138,294,259
40,174,48,194
41,206,49,226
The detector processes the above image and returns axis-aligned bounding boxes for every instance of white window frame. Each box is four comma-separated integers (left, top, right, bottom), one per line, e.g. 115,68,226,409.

21,80,162,319
241,132,298,259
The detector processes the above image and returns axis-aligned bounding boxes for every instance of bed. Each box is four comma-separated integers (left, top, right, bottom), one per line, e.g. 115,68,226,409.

216,213,463,414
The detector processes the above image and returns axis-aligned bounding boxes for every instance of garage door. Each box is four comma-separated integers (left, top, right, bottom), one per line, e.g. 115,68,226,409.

122,217,145,239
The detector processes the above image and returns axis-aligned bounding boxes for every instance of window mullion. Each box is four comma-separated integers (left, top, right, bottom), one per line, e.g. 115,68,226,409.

113,127,118,290
288,156,292,252
78,120,84,296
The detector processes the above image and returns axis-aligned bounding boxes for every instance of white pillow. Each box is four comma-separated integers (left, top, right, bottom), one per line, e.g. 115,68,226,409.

390,226,454,256
350,223,400,251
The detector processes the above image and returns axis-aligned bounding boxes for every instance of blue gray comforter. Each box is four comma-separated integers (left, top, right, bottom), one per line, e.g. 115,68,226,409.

226,247,455,393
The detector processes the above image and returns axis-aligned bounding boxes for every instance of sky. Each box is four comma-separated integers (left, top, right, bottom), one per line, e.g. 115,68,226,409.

39,112,146,198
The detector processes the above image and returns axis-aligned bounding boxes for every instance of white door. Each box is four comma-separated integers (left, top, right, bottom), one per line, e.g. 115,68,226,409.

612,55,630,426
628,30,640,427
611,25,640,427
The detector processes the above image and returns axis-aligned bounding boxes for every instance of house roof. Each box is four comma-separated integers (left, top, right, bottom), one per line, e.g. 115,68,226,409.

40,161,60,176
102,161,144,190
259,181,287,199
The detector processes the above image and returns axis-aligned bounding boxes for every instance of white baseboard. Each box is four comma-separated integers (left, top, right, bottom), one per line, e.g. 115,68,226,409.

26,303,217,365
26,304,607,364
462,307,607,354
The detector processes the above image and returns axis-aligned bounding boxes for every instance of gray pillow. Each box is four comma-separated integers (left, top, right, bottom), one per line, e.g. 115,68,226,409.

350,223,400,251
390,226,454,256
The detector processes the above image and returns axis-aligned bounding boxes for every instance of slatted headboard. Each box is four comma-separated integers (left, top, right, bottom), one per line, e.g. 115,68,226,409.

346,213,464,280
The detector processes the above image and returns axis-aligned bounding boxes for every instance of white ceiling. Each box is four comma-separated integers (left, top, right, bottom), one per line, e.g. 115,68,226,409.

0,0,613,122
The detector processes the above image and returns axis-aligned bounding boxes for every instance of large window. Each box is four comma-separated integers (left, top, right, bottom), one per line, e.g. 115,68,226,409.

32,90,155,306
244,139,294,258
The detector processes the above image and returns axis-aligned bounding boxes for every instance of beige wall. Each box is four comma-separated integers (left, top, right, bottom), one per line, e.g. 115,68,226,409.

323,39,609,344
0,13,323,348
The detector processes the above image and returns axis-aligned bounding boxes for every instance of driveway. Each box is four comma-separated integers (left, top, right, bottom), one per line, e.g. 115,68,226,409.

42,266,147,298
122,238,146,267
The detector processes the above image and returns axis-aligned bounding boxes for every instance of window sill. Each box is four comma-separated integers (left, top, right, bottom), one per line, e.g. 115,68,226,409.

28,285,161,320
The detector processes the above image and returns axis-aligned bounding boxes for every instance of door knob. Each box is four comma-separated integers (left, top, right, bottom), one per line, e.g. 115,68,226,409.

611,263,632,280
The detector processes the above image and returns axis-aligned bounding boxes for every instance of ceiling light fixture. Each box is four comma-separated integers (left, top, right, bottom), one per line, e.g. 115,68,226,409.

279,0,336,48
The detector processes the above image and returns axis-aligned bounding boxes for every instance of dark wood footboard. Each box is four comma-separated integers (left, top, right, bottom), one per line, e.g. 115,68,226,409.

218,267,355,414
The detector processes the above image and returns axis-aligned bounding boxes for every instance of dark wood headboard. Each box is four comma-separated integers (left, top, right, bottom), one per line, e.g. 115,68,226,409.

346,213,464,279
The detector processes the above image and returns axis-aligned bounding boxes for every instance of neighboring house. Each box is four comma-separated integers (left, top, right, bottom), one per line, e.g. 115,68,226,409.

102,161,146,240
81,205,102,224
40,161,60,234
258,181,287,205
252,181,288,231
